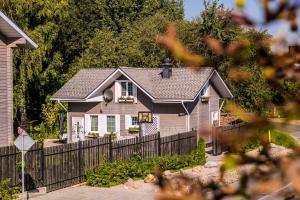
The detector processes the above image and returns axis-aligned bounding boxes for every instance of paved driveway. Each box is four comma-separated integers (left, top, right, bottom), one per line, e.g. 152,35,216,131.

30,181,157,200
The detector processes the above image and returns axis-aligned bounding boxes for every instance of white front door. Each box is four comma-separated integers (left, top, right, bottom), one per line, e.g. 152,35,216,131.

71,117,85,142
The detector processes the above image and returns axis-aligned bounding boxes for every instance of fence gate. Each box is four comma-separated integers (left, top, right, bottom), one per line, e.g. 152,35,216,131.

212,127,223,156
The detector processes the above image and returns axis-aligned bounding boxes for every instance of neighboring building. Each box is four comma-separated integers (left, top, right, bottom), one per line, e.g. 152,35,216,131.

0,11,37,146
52,64,233,143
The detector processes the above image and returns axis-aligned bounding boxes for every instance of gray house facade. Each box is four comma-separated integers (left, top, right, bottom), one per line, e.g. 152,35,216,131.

52,66,233,143
0,11,37,146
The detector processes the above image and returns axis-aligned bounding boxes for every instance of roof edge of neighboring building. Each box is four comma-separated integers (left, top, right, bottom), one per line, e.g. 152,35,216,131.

0,11,37,48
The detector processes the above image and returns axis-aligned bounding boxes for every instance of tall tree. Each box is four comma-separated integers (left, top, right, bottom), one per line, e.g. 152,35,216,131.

0,0,69,124
59,0,184,66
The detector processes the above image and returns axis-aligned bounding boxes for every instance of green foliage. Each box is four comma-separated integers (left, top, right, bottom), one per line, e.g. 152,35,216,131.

239,129,299,152
0,179,20,200
42,96,61,132
128,127,140,134
192,138,206,165
270,129,299,149
60,0,184,65
73,13,172,72
86,139,206,187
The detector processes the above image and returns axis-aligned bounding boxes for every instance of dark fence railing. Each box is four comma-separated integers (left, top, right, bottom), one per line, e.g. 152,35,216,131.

0,130,197,192
212,123,246,156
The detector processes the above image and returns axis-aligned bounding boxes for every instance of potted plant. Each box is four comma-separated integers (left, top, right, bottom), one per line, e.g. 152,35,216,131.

128,127,140,134
87,132,98,139
201,96,209,103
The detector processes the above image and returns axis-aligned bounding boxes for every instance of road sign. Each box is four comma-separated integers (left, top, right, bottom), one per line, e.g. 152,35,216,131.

14,129,35,154
14,127,35,200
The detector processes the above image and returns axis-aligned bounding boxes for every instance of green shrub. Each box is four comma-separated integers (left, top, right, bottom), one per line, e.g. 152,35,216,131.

0,179,20,200
86,138,206,187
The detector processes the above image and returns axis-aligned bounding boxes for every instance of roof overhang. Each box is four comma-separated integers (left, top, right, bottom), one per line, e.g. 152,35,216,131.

0,11,37,48
210,70,233,98
52,68,233,103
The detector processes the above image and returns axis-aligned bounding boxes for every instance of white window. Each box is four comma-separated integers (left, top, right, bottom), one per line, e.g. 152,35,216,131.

107,116,116,133
131,116,138,126
115,80,137,103
125,115,139,129
90,116,99,132
120,81,133,96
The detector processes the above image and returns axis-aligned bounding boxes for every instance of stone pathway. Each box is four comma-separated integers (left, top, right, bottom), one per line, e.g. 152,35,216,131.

30,181,158,200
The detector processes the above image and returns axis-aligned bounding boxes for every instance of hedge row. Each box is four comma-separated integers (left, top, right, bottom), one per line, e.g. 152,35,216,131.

86,138,206,187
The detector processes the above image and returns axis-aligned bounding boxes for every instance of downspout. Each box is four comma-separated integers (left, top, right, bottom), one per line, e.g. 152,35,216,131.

181,101,190,132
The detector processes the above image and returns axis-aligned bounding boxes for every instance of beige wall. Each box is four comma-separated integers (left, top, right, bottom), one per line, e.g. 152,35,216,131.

0,38,13,146
189,82,221,143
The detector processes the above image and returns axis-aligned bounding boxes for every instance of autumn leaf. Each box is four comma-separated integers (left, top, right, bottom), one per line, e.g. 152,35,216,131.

156,23,205,67
236,0,246,9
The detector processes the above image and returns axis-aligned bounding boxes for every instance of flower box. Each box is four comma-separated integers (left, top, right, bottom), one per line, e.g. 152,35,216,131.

118,96,135,103
128,127,140,134
201,96,209,103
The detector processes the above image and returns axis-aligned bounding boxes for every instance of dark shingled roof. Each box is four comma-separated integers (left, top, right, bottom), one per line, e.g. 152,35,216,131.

52,67,214,100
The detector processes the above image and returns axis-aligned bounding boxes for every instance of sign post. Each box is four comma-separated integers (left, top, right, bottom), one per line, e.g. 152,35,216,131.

14,127,35,200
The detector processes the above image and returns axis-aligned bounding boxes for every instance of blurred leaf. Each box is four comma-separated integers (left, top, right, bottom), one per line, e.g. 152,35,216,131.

235,0,246,9
156,23,205,67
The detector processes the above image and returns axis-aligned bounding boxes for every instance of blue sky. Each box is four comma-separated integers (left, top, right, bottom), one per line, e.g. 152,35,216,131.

184,0,300,44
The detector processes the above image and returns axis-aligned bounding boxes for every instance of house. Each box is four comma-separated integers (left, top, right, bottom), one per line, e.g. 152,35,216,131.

51,64,233,143
0,11,37,146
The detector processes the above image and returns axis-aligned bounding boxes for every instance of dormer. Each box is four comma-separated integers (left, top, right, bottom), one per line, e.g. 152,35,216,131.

114,80,137,103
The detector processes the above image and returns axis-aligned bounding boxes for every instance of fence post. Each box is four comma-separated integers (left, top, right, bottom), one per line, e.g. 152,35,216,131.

40,143,45,187
212,127,216,156
157,132,161,156
109,135,113,162
78,141,82,180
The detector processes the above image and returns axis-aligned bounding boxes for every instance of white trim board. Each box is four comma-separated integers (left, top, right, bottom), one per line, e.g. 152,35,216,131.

0,11,37,48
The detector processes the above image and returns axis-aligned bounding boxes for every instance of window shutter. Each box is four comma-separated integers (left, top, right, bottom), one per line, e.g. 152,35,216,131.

125,115,132,130
115,81,121,103
133,84,137,103
84,114,91,135
99,114,107,136
115,115,120,136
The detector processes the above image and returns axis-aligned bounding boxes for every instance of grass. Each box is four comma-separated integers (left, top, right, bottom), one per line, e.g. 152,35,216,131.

240,129,299,152
270,129,299,148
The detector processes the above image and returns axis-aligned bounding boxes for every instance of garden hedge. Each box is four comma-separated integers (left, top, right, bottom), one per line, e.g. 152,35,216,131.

86,138,206,187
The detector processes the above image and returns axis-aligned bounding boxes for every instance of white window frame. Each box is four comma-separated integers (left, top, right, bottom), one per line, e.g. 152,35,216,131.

90,115,99,133
106,115,116,133
120,80,134,97
125,115,139,129
131,116,138,126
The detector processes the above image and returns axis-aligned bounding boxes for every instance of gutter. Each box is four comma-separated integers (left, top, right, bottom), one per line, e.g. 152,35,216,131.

181,101,190,132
